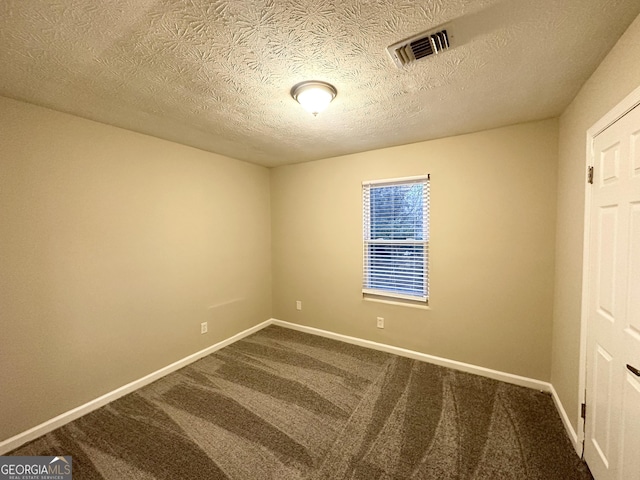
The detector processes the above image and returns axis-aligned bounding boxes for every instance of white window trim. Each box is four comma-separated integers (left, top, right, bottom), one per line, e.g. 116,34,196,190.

362,174,430,186
362,175,430,303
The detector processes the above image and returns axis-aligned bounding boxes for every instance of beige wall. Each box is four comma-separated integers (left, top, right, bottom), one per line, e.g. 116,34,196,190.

271,119,558,381
552,14,640,433
0,96,272,442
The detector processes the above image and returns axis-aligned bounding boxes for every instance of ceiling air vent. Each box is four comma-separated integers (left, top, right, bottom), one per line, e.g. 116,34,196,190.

387,27,452,68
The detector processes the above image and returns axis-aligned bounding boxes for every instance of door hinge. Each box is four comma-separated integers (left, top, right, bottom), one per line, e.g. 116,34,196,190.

581,403,587,419
587,166,594,184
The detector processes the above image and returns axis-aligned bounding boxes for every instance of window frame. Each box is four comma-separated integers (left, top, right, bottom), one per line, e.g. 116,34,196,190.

362,174,430,303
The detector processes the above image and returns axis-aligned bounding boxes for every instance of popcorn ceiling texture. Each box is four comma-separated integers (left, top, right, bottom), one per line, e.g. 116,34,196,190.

0,0,638,167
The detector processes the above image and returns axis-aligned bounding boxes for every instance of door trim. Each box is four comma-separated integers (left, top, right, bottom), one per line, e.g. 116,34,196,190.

578,84,640,457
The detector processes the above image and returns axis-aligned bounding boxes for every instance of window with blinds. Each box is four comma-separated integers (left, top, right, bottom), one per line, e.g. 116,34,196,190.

362,175,430,302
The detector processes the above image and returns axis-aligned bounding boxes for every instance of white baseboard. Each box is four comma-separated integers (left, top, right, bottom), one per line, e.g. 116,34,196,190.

0,320,272,455
2,317,580,459
270,319,551,392
550,384,583,456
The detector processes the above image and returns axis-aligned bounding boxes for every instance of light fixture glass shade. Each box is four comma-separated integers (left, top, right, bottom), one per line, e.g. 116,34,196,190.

291,81,337,116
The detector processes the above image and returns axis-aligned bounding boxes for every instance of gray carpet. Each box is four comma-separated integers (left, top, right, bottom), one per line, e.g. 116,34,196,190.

10,325,593,479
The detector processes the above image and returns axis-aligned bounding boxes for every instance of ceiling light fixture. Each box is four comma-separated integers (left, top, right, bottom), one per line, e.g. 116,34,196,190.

291,81,337,116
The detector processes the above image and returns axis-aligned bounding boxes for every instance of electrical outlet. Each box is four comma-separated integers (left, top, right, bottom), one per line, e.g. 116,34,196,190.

200,322,208,334
296,300,302,311
377,317,384,329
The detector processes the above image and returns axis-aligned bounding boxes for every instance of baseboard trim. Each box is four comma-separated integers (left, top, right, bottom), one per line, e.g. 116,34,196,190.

0,320,272,455
2,317,579,458
550,384,582,456
270,319,551,392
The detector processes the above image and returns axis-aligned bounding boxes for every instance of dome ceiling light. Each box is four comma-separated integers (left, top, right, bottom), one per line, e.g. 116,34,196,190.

291,81,337,116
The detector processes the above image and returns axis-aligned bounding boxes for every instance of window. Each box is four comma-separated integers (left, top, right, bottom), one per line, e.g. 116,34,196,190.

362,175,430,302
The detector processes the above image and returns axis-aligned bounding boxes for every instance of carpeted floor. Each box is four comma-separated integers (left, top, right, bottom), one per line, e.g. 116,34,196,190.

10,325,593,479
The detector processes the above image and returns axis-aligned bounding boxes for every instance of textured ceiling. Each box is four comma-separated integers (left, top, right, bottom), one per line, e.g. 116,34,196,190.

1,0,639,167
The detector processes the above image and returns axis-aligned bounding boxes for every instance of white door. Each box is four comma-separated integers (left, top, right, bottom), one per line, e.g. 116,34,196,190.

584,103,640,480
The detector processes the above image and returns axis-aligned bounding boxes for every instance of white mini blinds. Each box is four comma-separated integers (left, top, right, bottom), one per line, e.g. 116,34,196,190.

362,175,430,302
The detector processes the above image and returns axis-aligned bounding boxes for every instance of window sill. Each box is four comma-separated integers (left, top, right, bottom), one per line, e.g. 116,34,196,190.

363,295,431,310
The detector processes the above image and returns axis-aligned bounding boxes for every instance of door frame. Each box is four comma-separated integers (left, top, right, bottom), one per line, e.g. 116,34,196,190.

578,84,640,457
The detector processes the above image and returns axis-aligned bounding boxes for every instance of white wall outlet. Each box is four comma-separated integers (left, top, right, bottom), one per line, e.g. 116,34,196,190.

377,317,384,328
296,300,302,311
200,322,208,334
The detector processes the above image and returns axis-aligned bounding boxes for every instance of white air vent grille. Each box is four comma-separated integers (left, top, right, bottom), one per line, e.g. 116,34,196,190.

387,27,452,68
